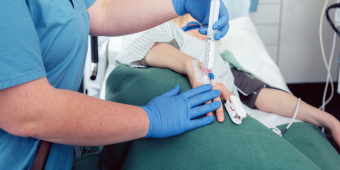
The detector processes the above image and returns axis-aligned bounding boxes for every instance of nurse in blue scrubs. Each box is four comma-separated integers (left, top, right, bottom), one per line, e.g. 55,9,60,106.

0,0,229,169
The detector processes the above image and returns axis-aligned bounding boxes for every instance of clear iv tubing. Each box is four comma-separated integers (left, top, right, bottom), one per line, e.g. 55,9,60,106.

204,0,220,70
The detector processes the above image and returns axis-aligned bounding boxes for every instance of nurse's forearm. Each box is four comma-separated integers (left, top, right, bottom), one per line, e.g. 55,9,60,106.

88,0,178,36
0,77,149,146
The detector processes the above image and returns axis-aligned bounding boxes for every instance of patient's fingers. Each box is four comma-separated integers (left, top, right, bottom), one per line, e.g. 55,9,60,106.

210,83,233,122
161,85,180,97
189,101,221,119
213,83,232,101
187,90,220,108
205,101,214,117
182,84,213,99
214,97,224,122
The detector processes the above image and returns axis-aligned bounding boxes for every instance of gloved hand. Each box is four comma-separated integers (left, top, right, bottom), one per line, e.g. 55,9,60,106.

172,0,229,40
141,84,221,138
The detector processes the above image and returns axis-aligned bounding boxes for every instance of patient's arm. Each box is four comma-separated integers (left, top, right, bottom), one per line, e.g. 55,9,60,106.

256,88,340,147
139,43,233,122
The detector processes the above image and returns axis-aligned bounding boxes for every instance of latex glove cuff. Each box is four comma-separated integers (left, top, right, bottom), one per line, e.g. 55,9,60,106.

172,0,187,16
141,106,153,138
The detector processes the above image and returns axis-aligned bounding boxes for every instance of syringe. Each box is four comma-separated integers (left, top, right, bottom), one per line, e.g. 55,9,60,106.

204,0,220,70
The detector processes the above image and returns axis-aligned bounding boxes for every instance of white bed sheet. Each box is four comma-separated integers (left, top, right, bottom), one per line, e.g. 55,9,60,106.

217,16,291,94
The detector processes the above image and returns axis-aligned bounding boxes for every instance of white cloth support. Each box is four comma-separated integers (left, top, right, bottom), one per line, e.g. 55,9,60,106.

217,17,291,94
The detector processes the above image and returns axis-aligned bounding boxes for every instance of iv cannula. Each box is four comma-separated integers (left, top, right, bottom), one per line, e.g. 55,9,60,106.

204,0,220,70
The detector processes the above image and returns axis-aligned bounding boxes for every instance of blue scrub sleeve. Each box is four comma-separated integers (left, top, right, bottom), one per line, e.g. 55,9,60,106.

84,0,96,9
0,0,46,90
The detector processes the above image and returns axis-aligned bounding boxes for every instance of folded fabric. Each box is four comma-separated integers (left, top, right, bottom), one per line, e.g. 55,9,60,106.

217,17,291,94
101,65,327,170
277,123,340,170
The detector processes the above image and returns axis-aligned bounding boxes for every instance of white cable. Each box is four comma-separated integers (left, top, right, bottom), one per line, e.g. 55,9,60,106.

322,32,337,111
319,0,335,110
286,98,301,130
270,98,301,137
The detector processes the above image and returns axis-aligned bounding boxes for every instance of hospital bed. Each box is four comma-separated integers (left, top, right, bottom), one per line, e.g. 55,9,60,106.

76,20,340,167
98,16,297,129
75,1,340,169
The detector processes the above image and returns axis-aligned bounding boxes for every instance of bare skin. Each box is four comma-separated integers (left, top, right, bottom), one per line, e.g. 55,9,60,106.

0,0,186,146
139,15,340,147
256,88,340,146
183,15,340,146
0,77,149,146
88,0,178,36
139,43,233,123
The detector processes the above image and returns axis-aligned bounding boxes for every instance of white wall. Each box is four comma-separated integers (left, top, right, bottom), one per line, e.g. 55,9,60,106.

250,0,340,83
250,0,282,63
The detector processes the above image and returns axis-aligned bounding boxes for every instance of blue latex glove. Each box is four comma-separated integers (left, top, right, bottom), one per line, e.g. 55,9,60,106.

142,84,221,138
172,0,229,40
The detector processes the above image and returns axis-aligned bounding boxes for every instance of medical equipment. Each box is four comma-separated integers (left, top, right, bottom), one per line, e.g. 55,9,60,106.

222,95,247,125
102,17,298,128
326,2,340,37
324,2,340,102
90,36,99,81
319,0,340,111
192,60,220,85
204,0,220,71
270,98,301,137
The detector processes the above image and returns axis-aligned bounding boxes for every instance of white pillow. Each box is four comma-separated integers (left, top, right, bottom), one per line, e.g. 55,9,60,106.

217,16,291,93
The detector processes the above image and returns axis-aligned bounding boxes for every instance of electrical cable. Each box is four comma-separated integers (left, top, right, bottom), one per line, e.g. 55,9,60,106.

319,0,335,111
325,3,340,36
286,98,301,129
270,98,301,137
280,98,301,134
322,32,337,112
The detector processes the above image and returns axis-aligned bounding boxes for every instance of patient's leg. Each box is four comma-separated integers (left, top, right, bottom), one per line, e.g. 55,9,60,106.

255,87,340,146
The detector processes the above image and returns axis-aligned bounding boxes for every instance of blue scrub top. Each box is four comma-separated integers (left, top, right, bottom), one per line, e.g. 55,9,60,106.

0,0,95,169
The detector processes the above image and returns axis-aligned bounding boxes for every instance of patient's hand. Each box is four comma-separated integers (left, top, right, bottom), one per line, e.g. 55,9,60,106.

329,120,340,147
316,112,340,147
185,61,233,122
333,126,340,147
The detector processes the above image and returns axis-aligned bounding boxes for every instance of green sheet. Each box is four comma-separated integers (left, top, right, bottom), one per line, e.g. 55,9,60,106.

278,123,340,169
73,65,340,170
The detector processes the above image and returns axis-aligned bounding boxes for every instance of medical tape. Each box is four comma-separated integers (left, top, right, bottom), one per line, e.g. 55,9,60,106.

191,60,220,85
